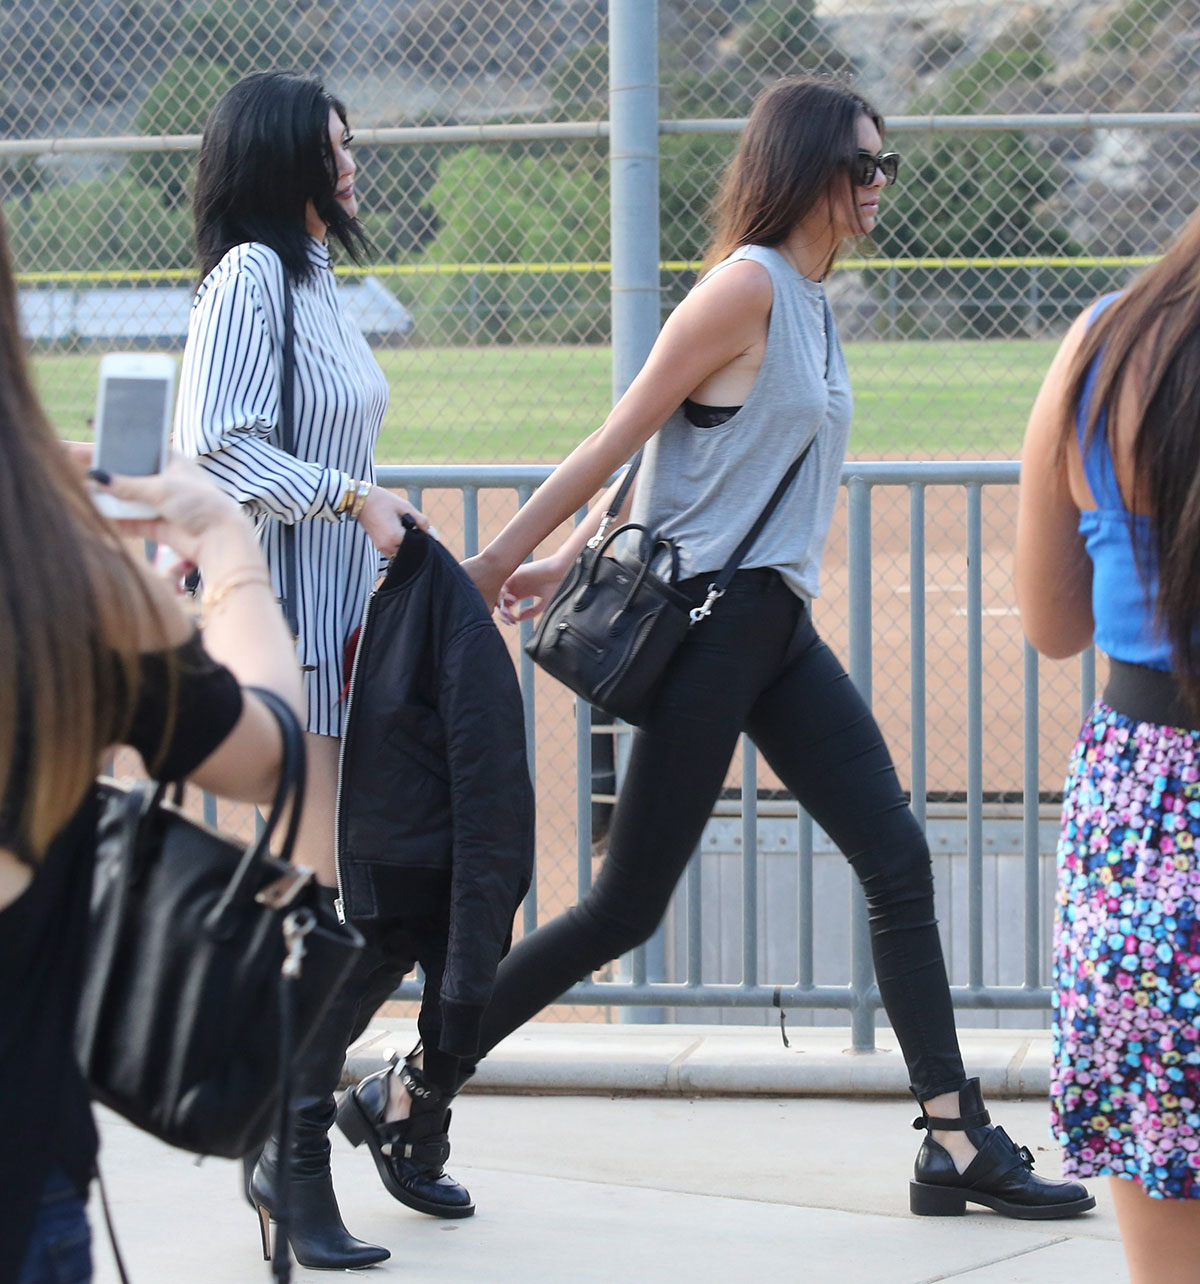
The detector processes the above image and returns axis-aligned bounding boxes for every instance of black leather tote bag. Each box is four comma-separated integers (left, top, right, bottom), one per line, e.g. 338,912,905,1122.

76,687,363,1159
526,436,817,726
525,521,692,726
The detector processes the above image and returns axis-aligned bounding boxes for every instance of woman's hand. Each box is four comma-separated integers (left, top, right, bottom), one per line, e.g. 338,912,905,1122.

461,551,510,615
356,485,434,557
496,557,570,624
462,552,568,622
91,454,250,565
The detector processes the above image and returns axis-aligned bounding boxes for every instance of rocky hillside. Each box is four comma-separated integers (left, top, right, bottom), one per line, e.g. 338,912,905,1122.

7,0,1198,257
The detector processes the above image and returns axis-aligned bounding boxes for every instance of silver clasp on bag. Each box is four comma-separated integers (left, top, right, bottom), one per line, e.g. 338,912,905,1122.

281,907,316,980
586,514,614,550
689,583,725,625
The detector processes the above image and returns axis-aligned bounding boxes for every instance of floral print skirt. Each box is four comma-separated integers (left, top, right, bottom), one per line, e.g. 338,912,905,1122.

1052,701,1200,1198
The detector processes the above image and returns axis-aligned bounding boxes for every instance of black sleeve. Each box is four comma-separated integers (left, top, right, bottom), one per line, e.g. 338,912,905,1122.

124,632,245,781
437,616,535,1056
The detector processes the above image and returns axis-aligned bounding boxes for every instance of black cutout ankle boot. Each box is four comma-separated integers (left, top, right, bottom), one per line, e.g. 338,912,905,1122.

909,1078,1095,1220
337,1055,475,1218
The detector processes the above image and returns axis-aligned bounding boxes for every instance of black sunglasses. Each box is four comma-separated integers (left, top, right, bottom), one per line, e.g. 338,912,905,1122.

851,149,899,187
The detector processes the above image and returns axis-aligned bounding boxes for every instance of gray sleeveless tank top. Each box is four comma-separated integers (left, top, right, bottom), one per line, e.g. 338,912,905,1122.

630,244,852,602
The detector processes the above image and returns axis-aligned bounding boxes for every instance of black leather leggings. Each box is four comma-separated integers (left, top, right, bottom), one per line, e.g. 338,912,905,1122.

466,568,968,1100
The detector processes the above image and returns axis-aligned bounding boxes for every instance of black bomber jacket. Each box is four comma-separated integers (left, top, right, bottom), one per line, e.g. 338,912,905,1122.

336,525,535,1057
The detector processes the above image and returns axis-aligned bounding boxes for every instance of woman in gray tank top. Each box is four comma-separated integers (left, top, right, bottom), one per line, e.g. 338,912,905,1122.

462,77,1092,1222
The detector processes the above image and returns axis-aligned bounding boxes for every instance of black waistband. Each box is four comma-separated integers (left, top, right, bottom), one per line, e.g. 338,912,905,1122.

1103,658,1195,729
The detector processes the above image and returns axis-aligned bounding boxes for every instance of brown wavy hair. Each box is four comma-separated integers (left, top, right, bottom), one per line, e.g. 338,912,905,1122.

702,76,884,275
1065,207,1200,718
0,207,165,861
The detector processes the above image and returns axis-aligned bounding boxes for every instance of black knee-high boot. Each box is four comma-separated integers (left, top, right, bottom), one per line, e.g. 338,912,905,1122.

247,893,390,1270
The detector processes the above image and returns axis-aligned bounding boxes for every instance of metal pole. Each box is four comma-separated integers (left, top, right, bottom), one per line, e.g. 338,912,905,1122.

1023,641,1041,989
742,741,758,990
518,486,539,938
610,0,663,1021
909,483,927,833
966,485,984,990
609,0,660,399
847,477,876,1052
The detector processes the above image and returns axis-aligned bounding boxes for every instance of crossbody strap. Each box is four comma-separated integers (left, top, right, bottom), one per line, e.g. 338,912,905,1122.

278,272,300,641
96,1163,133,1284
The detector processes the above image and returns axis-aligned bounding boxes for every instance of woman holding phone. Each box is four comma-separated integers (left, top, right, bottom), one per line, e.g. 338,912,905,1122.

462,76,1093,1219
0,194,303,1281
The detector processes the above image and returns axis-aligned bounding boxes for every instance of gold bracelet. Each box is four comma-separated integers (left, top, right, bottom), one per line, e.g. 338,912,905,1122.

348,480,372,521
202,569,275,620
336,477,360,515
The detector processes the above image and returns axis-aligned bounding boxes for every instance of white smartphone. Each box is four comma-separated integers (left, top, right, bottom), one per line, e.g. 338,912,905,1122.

91,352,177,519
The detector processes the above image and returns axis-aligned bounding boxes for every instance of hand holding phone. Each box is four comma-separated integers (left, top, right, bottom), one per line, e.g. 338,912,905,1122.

90,353,176,519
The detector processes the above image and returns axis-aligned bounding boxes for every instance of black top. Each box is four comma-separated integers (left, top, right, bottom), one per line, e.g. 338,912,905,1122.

682,397,742,428
0,635,243,1282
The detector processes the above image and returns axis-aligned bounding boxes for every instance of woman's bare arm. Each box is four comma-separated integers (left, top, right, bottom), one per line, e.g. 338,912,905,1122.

1014,311,1096,659
462,259,774,608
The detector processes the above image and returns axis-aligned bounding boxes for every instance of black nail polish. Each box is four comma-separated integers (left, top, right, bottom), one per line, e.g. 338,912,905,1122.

86,468,112,485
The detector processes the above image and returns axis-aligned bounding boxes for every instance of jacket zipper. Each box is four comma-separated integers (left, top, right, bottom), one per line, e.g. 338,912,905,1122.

333,584,378,924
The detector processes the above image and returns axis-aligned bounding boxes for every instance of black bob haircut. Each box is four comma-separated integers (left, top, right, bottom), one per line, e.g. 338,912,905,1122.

193,70,369,286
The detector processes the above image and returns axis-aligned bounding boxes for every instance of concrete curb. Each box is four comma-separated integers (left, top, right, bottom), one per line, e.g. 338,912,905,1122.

345,1019,1053,1099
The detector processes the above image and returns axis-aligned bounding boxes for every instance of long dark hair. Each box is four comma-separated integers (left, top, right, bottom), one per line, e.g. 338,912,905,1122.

703,77,883,274
1066,208,1200,717
0,207,162,860
193,70,369,285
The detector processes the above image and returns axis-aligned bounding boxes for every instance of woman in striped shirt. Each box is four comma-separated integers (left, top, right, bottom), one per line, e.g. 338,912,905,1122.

175,71,441,1269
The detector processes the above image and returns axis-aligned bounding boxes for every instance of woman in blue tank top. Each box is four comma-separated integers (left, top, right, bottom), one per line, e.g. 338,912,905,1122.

1017,217,1200,1281
459,76,1091,1221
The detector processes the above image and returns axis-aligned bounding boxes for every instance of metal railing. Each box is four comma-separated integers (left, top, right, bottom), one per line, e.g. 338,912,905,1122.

361,460,1085,1052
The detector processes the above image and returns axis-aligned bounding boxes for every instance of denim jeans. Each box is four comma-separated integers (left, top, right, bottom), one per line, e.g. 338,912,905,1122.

16,1167,91,1284
465,568,969,1100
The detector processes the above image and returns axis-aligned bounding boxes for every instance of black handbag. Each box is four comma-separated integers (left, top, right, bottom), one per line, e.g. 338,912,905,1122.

76,686,364,1161
525,434,816,725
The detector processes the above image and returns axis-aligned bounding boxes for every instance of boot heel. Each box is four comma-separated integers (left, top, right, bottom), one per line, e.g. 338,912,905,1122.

910,1181,967,1217
335,1091,369,1148
255,1203,273,1260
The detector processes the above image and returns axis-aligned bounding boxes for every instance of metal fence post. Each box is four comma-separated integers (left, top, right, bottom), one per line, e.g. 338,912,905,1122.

609,0,660,398
609,0,664,1021
847,476,877,1053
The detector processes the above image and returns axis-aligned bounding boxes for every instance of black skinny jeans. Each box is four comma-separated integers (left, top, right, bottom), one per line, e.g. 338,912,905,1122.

466,568,968,1101
345,910,462,1096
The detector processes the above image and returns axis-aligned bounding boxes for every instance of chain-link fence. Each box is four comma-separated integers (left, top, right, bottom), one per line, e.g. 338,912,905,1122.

10,2,1200,456
11,0,1200,1020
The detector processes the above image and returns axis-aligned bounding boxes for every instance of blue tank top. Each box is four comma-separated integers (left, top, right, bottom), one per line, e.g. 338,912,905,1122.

1076,294,1171,671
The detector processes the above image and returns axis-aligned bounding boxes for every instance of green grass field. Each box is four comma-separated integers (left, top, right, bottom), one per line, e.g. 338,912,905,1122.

35,339,1058,462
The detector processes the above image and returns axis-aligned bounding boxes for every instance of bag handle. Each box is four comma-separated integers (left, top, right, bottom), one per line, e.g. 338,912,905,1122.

587,522,653,578
202,687,307,940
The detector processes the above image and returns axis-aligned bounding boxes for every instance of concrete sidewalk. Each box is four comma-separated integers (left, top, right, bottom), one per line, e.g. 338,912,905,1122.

92,1023,1128,1284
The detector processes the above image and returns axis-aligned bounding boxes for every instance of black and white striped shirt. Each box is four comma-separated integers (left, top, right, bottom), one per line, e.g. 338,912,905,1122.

175,238,389,735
